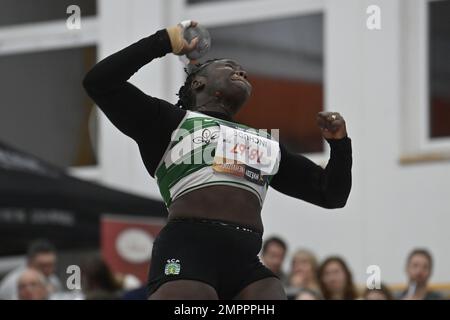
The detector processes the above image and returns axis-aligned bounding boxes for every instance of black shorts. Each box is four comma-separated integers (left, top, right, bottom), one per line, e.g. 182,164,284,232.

147,218,277,299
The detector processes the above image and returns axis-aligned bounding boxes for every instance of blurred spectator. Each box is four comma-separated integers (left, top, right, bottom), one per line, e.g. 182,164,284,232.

0,239,62,300
400,248,442,300
17,268,49,300
318,256,358,300
295,288,323,300
287,249,320,291
119,273,147,300
363,283,393,300
122,286,148,300
81,256,122,300
260,236,288,283
116,273,141,290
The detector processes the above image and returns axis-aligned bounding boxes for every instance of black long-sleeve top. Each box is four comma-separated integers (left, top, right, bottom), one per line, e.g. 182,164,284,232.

83,29,352,209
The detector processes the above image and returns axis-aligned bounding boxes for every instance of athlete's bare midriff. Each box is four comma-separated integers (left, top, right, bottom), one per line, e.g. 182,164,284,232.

168,185,263,232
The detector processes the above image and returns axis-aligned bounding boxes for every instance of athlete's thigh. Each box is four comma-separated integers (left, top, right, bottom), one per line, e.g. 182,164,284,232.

149,279,219,300
234,277,287,300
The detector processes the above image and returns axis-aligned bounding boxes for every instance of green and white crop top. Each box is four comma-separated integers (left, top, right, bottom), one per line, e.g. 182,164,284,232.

155,111,281,207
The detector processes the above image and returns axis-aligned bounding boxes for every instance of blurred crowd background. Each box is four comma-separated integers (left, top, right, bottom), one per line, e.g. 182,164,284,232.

0,237,448,300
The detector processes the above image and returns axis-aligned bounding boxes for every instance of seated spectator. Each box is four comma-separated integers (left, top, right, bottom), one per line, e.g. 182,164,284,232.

122,286,148,300
81,256,122,300
17,268,49,300
363,283,393,300
287,249,320,291
399,248,442,300
318,256,358,300
295,288,323,300
0,239,62,300
260,236,288,284
116,273,141,291
118,273,147,300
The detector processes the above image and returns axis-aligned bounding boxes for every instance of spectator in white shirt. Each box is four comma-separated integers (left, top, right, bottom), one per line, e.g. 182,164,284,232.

0,239,62,300
17,268,49,300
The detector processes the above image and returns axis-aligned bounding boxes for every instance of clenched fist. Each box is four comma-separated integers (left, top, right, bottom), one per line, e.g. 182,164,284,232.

316,111,348,140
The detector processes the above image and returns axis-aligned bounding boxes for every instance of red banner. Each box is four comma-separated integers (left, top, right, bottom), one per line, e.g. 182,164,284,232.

101,215,165,283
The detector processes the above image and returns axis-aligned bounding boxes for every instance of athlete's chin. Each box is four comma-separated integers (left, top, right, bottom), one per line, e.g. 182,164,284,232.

233,80,252,95
235,89,250,103
221,86,251,113
234,86,252,103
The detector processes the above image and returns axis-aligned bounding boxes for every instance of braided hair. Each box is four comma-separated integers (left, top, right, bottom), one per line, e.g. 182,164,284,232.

176,59,222,110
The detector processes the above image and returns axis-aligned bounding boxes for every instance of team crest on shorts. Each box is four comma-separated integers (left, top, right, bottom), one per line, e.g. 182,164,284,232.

164,259,181,275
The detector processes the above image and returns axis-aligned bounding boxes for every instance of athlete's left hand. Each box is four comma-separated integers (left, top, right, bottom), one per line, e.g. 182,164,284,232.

316,111,348,140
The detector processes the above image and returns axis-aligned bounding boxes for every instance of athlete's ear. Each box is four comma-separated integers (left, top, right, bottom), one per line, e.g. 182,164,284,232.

191,75,206,92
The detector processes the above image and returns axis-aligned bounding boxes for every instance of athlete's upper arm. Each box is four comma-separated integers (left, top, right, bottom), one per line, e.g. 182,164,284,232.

84,80,186,142
270,143,326,206
270,140,352,209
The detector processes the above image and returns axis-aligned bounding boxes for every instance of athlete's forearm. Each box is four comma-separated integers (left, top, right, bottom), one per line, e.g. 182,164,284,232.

321,136,352,208
270,137,352,209
83,29,172,96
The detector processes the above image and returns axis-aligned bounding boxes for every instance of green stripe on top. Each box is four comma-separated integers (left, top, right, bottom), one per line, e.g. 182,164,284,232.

155,111,277,207
156,144,215,193
158,138,216,175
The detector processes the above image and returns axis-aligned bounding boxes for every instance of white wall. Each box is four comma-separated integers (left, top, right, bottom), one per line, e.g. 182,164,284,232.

96,0,450,284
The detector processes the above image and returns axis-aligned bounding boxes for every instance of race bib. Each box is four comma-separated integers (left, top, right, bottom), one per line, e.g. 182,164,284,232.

213,125,280,177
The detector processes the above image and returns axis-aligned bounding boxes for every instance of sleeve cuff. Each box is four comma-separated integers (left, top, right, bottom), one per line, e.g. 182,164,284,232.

152,29,174,57
326,136,352,153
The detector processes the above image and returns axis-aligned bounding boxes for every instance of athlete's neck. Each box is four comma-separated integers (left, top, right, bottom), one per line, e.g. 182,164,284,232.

201,110,233,122
192,99,234,121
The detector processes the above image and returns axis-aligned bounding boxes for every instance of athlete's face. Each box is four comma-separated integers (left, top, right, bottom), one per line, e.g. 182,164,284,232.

198,59,252,113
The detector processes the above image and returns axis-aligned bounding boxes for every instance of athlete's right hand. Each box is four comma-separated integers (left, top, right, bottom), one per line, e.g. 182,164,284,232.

166,20,200,56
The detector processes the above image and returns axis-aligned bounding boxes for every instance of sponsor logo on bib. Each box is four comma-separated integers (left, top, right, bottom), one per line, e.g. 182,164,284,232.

213,125,280,184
